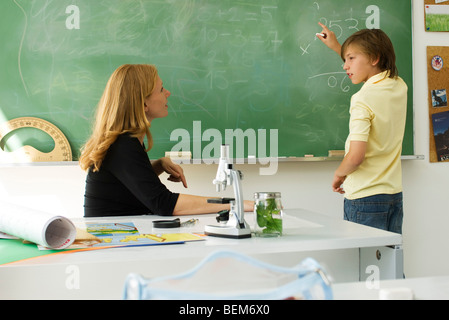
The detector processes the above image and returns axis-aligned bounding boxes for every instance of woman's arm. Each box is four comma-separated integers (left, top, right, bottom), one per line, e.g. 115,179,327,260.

173,194,254,216
151,157,254,216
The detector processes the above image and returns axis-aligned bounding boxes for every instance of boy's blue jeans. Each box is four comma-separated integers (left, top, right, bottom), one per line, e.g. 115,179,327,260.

344,193,403,234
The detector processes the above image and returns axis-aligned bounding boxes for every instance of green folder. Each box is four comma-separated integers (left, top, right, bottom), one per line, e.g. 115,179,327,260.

0,239,61,265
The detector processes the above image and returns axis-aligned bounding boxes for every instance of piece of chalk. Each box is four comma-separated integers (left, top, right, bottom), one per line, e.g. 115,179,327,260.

316,33,327,39
165,151,192,159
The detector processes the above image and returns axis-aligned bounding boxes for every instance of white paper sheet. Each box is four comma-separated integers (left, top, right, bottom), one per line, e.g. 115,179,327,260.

0,202,76,249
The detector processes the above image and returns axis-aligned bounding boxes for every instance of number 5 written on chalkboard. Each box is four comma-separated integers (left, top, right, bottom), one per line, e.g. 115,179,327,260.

318,5,380,38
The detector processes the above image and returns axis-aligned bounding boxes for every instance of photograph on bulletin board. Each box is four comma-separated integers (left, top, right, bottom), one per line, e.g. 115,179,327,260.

431,89,448,107
431,111,449,161
425,0,449,31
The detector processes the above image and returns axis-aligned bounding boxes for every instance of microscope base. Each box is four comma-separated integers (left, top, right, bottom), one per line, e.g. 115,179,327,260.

204,224,252,239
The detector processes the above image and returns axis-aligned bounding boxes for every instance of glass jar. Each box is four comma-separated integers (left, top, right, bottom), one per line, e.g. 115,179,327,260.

253,192,283,237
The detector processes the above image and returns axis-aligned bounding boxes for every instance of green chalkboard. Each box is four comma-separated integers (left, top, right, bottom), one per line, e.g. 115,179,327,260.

0,0,413,161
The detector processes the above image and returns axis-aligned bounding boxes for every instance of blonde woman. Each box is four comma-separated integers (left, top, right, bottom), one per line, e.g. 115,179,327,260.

79,64,252,217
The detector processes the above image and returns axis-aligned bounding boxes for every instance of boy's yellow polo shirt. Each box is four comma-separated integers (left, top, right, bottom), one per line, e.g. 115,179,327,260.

343,71,408,200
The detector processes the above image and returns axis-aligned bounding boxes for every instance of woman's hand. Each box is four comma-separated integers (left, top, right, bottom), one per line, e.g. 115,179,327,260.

156,157,188,188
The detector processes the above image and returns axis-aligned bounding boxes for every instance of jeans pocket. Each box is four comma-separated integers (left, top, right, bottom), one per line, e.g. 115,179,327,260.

356,211,389,230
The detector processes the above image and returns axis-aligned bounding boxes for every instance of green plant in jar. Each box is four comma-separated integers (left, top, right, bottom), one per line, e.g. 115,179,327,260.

256,197,282,235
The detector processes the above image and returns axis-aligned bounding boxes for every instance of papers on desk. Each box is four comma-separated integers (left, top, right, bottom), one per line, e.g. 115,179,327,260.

0,218,204,265
0,200,203,254
58,221,204,251
0,202,76,249
0,231,19,239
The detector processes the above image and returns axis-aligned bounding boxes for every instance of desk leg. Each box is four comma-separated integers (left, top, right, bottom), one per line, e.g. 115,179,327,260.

359,245,403,282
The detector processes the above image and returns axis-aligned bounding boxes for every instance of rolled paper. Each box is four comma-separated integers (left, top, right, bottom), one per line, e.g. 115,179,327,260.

0,202,76,249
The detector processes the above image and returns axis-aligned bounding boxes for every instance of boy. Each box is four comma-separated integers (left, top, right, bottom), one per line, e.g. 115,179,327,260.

317,23,407,234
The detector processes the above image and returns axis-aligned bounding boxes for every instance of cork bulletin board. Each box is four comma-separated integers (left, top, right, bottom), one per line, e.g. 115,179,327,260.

427,46,449,162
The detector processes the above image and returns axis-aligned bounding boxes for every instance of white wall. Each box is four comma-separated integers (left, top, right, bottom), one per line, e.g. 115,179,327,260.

403,0,449,277
0,0,448,278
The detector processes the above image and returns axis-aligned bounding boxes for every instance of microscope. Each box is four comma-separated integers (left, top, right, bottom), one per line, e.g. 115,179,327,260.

204,145,252,239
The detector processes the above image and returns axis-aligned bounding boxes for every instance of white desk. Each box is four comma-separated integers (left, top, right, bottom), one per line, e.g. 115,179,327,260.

0,209,402,300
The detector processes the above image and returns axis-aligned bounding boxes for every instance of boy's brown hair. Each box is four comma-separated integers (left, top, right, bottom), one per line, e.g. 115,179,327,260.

341,29,398,79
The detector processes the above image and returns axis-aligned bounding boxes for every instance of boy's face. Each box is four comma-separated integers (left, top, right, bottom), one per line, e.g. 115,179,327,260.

343,44,381,84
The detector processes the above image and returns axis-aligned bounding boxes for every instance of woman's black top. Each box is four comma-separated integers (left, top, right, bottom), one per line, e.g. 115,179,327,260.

84,134,179,217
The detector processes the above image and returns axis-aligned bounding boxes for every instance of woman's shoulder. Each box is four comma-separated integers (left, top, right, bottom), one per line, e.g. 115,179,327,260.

115,133,140,144
110,133,143,153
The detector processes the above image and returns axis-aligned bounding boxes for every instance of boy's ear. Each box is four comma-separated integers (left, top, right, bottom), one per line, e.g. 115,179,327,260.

372,55,380,66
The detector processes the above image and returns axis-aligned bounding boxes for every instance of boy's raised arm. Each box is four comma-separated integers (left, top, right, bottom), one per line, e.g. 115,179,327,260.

317,22,342,56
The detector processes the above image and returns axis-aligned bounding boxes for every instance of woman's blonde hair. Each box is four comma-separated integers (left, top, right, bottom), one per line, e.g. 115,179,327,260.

79,64,158,172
